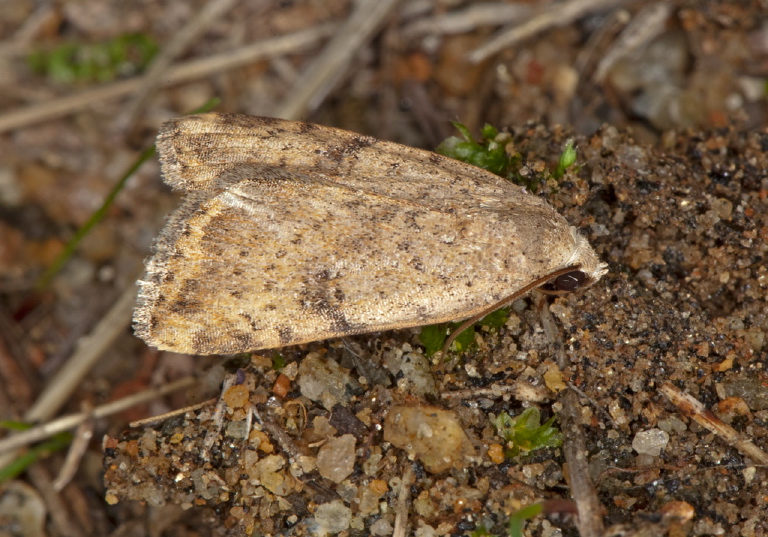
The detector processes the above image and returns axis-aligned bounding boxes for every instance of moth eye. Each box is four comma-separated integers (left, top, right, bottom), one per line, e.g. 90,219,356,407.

553,270,587,292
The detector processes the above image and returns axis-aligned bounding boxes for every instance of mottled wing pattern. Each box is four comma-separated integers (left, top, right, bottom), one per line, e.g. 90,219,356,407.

134,114,606,354
156,113,541,213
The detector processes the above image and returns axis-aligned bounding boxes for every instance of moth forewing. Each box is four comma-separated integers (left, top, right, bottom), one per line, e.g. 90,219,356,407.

134,113,607,355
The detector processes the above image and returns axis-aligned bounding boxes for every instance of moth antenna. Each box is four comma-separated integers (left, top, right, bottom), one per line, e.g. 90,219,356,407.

441,265,584,356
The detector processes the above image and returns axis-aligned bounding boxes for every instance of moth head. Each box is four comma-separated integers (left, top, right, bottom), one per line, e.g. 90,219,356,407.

542,227,607,295
545,270,588,293
442,231,606,354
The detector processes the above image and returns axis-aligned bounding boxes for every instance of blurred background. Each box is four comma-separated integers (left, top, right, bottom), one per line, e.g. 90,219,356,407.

0,1,766,535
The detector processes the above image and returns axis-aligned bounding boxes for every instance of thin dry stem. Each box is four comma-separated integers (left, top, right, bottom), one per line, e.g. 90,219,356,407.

0,375,196,454
660,382,768,465
537,293,605,537
393,463,415,537
468,0,628,64
276,0,402,119
52,406,94,491
593,3,672,82
114,0,243,134
0,24,336,133
402,3,532,38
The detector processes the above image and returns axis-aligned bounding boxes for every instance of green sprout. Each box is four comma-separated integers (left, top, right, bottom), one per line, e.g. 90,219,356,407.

272,353,286,370
27,33,158,84
507,503,544,537
419,307,509,357
468,503,544,537
436,122,516,179
493,408,562,458
437,122,579,192
469,525,496,537
552,138,577,180
0,421,73,483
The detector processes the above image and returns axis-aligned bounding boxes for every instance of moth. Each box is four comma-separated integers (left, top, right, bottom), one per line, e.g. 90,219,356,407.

134,113,607,355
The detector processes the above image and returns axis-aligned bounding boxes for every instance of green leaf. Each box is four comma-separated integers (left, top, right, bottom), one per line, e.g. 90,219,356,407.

552,138,577,180
449,322,476,353
419,307,510,357
452,121,474,141
0,421,33,432
478,307,509,331
508,503,543,537
47,44,78,84
481,123,499,140
419,321,465,357
418,324,447,357
0,432,73,483
493,408,562,458
436,122,511,177
26,32,158,85
469,525,497,537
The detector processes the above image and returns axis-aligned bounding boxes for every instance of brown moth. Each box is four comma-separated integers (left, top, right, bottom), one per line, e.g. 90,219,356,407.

133,113,607,355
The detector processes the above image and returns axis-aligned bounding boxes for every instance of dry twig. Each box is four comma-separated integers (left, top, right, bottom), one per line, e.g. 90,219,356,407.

468,0,628,64
52,404,94,491
114,0,243,135
537,293,605,537
393,463,415,537
0,374,196,454
276,0,402,119
0,24,337,133
593,2,672,82
660,382,768,465
401,3,533,38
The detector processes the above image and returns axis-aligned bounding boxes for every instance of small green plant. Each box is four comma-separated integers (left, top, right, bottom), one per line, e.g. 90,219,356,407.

552,138,577,180
507,503,544,537
0,421,73,483
27,33,158,84
436,122,518,179
493,408,562,458
468,503,543,537
469,525,496,537
437,122,579,193
419,306,509,357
